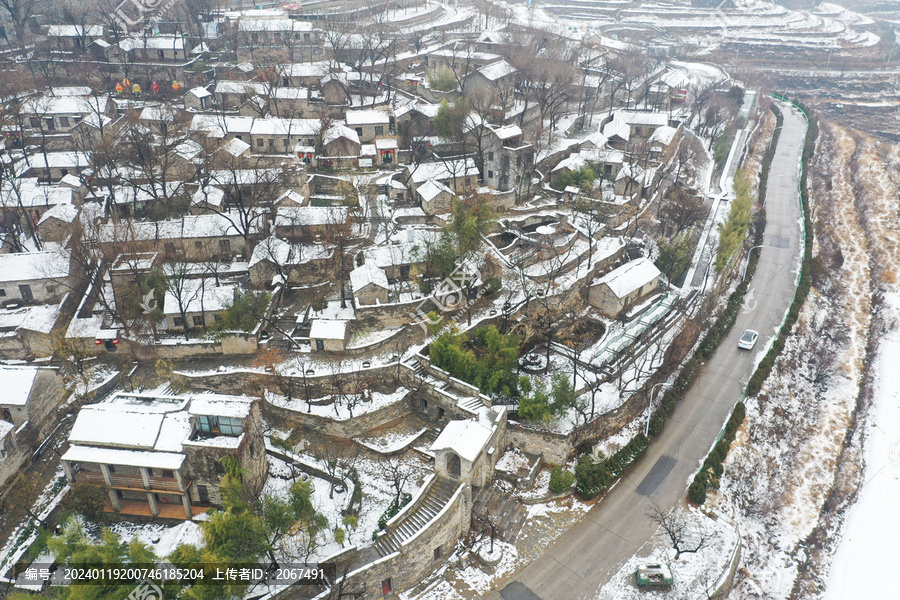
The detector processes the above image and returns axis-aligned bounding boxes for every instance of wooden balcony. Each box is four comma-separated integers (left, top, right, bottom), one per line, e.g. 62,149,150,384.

75,471,186,494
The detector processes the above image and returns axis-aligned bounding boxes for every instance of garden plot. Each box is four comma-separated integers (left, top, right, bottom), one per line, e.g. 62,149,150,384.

265,387,409,421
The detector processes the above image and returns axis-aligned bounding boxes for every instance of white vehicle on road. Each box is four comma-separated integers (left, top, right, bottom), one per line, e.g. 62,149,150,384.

738,329,759,350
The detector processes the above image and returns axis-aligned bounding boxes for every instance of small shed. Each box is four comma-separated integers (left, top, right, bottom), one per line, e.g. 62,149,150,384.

309,319,348,352
588,258,661,318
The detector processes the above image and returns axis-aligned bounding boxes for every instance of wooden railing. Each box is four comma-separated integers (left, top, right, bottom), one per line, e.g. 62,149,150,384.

76,470,184,494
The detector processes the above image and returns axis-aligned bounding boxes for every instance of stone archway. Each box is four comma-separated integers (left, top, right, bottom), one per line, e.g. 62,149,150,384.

446,453,461,479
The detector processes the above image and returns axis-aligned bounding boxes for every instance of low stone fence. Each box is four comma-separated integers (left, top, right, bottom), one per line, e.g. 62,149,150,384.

505,423,572,467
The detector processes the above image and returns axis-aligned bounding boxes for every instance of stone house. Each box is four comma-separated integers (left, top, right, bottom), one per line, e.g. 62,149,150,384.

115,35,188,62
350,262,390,306
588,257,661,318
0,250,71,304
184,86,213,111
163,279,237,332
97,212,264,261
45,24,104,50
309,319,348,352
345,109,391,143
60,392,267,519
19,94,116,135
323,124,361,158
35,203,79,242
249,236,333,287
0,365,67,432
273,205,349,241
481,124,534,193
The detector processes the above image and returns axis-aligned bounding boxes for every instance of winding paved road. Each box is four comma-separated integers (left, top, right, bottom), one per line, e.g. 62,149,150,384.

488,103,807,600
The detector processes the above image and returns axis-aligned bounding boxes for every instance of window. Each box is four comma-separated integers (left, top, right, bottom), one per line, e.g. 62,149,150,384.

487,170,493,179
162,469,174,478
382,579,392,595
304,33,310,41
257,139,264,147
219,239,231,252
173,317,186,327
45,118,56,131
195,240,203,248
374,125,384,136
147,468,154,477
434,547,442,560
192,315,205,327
269,139,275,148
215,461,225,475
29,117,40,128
197,414,244,436
164,242,176,254
315,339,324,351
158,50,165,60
59,117,69,128
354,127,363,137
108,465,116,473
0,289,5,297
487,151,494,161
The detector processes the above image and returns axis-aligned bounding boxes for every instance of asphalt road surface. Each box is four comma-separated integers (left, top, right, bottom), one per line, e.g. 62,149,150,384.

488,103,807,600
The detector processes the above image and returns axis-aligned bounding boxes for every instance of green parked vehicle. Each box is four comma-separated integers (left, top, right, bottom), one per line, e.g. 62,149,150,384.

636,563,674,588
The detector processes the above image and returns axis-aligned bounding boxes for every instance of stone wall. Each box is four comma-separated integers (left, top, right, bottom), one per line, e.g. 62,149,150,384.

179,363,401,399
505,423,572,467
263,392,414,439
121,332,258,361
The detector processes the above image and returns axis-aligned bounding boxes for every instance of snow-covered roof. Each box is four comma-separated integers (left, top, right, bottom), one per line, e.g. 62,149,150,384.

191,185,226,208
188,86,212,99
345,109,390,126
0,366,38,406
375,138,398,151
0,304,60,334
59,173,84,188
119,35,185,51
250,117,320,136
37,202,79,225
430,419,492,462
188,395,254,419
215,80,267,95
324,124,360,146
0,419,13,439
309,319,347,340
98,212,263,242
409,158,478,184
163,280,236,315
62,445,186,470
249,236,332,267
47,25,104,37
0,179,74,209
278,62,331,77
238,18,311,32
490,124,522,140
475,60,516,81
416,179,453,203
275,205,348,227
19,152,91,171
222,137,251,157
595,258,660,298
362,241,423,269
69,407,167,449
649,125,678,146
0,250,69,283
350,262,389,293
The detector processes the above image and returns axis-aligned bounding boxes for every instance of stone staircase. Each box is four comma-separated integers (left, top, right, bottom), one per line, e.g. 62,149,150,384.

472,484,528,544
373,477,459,557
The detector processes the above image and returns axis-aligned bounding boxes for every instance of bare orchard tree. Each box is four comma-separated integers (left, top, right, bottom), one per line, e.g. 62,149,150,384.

384,459,411,507
646,503,716,560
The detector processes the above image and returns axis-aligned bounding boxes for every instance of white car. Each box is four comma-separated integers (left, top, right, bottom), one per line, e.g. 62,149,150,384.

738,329,759,350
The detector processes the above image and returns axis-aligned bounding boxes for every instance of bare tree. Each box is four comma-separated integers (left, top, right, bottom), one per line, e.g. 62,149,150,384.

384,459,411,506
646,503,716,560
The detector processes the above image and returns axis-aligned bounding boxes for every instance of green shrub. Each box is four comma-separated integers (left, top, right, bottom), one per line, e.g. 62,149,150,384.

375,492,413,534
688,480,707,504
427,68,457,92
549,467,575,493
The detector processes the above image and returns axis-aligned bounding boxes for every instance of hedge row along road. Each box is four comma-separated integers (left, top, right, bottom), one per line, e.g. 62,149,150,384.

488,102,808,600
